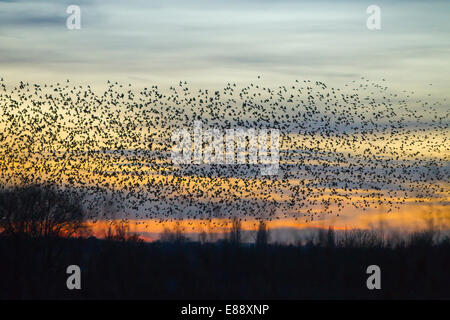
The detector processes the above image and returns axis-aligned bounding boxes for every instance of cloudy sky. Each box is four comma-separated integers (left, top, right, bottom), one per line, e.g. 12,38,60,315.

0,0,449,97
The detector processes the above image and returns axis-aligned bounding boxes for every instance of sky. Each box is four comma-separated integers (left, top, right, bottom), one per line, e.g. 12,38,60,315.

0,0,449,96
0,0,449,240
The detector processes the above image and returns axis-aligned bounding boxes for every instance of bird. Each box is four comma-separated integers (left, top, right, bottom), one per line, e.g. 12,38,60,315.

0,76,447,232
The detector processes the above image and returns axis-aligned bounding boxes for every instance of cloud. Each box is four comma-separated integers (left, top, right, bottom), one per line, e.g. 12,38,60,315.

0,0,449,96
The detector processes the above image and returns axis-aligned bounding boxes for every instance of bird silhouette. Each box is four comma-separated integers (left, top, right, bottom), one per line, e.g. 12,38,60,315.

0,77,448,230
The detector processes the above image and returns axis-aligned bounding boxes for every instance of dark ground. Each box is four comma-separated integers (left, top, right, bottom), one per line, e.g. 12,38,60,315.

0,235,449,300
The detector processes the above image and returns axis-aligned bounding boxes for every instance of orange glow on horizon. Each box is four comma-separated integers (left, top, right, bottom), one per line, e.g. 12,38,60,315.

84,202,449,242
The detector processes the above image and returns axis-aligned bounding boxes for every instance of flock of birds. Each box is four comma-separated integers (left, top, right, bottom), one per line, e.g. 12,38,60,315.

0,77,448,230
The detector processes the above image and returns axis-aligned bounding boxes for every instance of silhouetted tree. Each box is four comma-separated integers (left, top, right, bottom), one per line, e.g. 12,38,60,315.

105,219,142,242
255,220,269,247
316,226,336,248
160,222,186,243
326,226,335,248
228,217,241,245
198,230,208,244
0,185,87,238
339,229,384,248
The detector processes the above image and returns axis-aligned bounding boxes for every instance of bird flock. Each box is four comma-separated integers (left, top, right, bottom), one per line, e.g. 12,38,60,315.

0,77,448,229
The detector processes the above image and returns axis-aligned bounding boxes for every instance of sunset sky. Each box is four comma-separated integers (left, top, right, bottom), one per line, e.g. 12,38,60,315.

0,0,449,241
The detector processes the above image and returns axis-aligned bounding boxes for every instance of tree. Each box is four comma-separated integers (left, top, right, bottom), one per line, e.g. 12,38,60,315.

228,217,241,245
105,219,142,242
255,220,269,247
0,185,88,238
318,226,335,248
159,222,186,243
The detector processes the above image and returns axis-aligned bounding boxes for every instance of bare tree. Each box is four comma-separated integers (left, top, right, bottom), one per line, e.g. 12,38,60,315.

105,219,142,242
0,185,88,238
228,217,241,245
317,226,335,248
198,230,208,244
159,222,186,243
256,220,269,247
